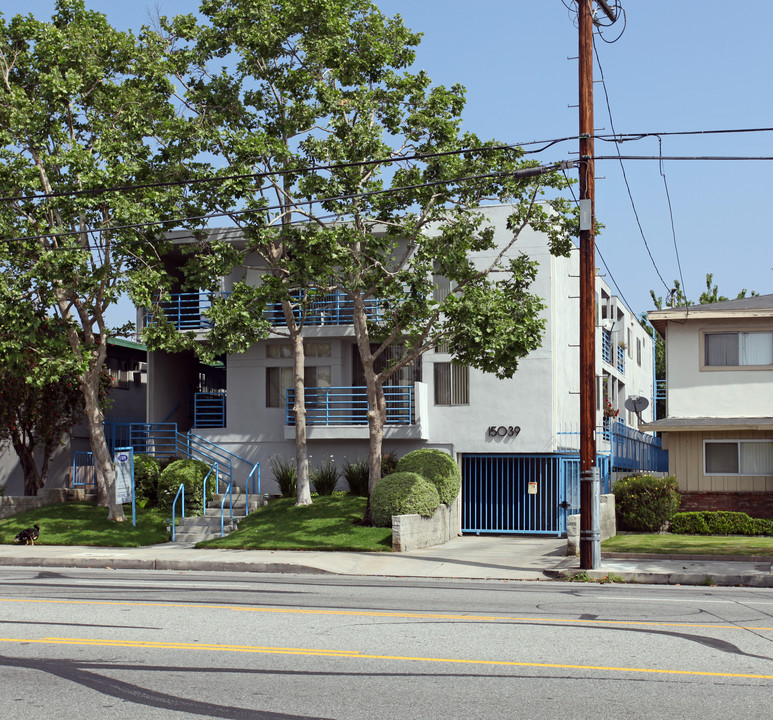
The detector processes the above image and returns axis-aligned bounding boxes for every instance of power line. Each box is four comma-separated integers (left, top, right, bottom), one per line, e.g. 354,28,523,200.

4,161,574,247
0,137,576,205
594,154,773,161
592,38,672,294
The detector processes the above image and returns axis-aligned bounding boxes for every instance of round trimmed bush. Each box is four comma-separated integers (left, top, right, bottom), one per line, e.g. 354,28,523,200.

133,454,161,508
395,449,461,506
157,458,214,516
370,471,440,527
612,474,680,532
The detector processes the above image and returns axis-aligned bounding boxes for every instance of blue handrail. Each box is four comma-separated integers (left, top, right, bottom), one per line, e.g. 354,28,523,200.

202,462,219,515
220,481,233,537
245,462,260,514
171,484,185,542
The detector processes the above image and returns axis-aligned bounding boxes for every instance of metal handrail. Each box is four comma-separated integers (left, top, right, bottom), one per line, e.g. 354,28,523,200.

245,462,260,514
285,385,414,426
171,484,185,542
220,481,233,537
202,462,219,515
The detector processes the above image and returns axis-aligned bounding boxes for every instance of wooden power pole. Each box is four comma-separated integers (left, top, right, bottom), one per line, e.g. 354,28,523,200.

578,0,615,570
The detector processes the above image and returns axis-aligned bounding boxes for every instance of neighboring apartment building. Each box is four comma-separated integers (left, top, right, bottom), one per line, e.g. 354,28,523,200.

643,295,773,516
142,204,655,536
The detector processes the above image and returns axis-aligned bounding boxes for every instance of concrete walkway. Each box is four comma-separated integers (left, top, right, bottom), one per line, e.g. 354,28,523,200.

1,536,772,586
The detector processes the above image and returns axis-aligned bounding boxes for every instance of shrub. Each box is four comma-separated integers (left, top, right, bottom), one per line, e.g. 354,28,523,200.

370,471,440,527
381,452,399,477
612,474,681,532
395,448,461,506
311,459,339,496
342,458,369,496
670,511,773,536
133,454,161,509
270,456,297,498
156,458,214,516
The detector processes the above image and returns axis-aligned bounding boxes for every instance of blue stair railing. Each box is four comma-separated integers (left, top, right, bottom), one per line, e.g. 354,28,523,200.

171,484,185,542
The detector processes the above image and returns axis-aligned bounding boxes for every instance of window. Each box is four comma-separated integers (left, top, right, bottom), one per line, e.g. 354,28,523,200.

432,274,456,303
108,358,130,390
434,362,469,405
705,331,773,367
636,337,642,367
267,342,331,359
704,440,773,475
266,366,331,408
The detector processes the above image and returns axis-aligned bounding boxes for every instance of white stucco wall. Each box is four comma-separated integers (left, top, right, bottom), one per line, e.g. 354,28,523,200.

666,319,773,418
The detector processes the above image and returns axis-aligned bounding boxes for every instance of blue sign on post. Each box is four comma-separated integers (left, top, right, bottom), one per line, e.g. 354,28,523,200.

114,447,136,527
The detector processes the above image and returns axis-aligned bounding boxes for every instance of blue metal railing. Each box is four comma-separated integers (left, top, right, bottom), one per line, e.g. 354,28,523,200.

202,462,219,515
285,386,414,426
148,290,384,331
220,481,233,537
194,392,226,428
609,420,669,473
616,344,625,373
602,329,612,364
171,483,185,542
71,452,96,489
655,378,666,400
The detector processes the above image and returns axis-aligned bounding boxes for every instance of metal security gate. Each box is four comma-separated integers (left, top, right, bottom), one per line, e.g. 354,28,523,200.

462,454,585,536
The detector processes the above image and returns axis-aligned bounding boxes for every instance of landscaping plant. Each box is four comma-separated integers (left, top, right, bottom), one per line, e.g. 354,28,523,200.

395,449,461,505
310,459,340,496
670,511,773,536
342,458,369,496
270,456,297,499
612,474,680,532
156,458,213,516
370,472,440,528
133,454,161,509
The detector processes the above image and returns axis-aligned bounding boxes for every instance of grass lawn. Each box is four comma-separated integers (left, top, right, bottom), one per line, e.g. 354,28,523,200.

197,494,393,551
0,502,171,547
602,533,773,556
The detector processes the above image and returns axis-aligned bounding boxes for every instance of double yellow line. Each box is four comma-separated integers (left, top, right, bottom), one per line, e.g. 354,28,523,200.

1,635,772,680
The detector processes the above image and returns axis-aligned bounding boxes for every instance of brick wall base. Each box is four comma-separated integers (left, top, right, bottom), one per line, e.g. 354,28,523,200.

679,492,773,519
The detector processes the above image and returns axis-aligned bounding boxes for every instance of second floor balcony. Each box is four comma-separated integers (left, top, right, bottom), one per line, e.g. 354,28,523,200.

146,290,383,332
285,386,415,426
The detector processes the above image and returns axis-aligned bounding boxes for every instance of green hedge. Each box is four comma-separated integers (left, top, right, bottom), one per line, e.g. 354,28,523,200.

370,472,440,528
670,511,773,536
612,474,681,532
395,449,461,506
133,454,161,509
156,458,214,516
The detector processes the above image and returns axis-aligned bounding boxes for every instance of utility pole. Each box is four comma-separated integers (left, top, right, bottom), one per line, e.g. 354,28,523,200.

578,0,615,570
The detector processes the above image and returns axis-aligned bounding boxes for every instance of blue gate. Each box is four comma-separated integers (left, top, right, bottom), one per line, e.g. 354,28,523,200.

462,454,609,536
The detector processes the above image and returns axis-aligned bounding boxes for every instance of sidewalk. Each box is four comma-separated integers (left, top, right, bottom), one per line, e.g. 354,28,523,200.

1,536,772,586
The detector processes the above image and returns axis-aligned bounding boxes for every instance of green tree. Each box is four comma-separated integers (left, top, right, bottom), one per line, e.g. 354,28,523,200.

0,1,193,519
155,0,575,518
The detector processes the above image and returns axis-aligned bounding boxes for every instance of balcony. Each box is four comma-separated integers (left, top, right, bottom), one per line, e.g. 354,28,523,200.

601,329,611,364
194,391,226,428
285,386,414,426
616,344,625,373
147,290,384,332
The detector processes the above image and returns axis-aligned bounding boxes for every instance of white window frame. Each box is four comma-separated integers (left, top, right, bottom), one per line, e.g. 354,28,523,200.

434,362,469,406
701,329,773,371
703,438,773,476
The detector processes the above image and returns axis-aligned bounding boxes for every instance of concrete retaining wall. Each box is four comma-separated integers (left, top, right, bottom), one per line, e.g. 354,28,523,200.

566,493,616,556
0,489,70,521
391,495,461,552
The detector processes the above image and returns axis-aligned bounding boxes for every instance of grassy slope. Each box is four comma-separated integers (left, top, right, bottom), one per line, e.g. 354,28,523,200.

0,502,170,547
197,495,392,551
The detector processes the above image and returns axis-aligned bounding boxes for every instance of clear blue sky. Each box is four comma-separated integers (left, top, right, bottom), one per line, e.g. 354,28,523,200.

14,1,773,320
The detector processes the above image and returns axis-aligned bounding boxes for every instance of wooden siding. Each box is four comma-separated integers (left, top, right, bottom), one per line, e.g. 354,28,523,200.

666,430,773,492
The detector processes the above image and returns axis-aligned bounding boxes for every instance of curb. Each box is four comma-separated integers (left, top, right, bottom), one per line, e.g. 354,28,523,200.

544,567,773,587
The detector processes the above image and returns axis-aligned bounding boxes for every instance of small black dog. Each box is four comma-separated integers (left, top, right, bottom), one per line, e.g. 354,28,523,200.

15,524,40,545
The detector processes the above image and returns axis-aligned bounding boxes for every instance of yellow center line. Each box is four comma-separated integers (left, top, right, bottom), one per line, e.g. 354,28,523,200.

1,596,772,632
1,636,771,680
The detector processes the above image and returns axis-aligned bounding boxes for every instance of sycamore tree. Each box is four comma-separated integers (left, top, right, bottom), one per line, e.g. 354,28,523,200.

156,0,575,517
0,1,195,519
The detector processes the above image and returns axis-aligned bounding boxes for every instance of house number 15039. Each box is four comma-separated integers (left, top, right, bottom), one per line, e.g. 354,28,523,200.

488,425,521,437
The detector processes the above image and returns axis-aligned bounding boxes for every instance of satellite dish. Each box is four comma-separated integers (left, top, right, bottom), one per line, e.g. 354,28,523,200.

601,318,622,333
625,395,650,422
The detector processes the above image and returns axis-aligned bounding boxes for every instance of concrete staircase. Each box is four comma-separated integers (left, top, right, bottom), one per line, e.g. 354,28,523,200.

173,489,261,543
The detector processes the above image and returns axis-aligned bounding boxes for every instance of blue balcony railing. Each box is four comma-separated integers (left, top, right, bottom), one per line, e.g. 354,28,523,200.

601,329,611,364
265,290,383,327
194,391,226,428
616,344,625,373
149,290,384,331
285,386,414,426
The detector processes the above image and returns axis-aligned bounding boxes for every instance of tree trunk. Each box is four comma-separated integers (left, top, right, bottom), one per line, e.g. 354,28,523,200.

11,438,42,496
285,303,312,506
81,371,126,522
